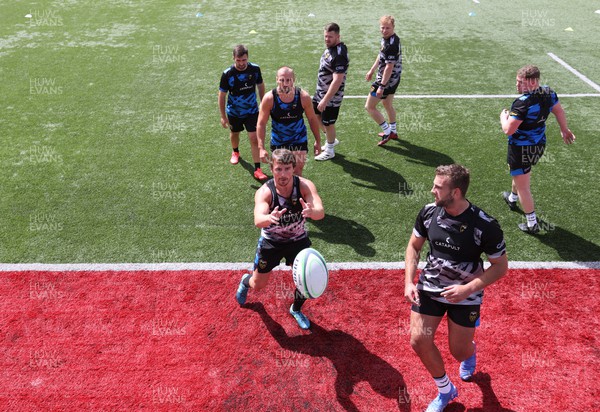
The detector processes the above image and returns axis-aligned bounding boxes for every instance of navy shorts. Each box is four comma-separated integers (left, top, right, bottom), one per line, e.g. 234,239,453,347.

411,290,480,328
253,237,312,274
507,143,545,176
228,112,258,133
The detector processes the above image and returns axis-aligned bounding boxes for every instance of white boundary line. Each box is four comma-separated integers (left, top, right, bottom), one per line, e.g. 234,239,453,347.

0,261,598,272
342,93,600,99
548,52,600,93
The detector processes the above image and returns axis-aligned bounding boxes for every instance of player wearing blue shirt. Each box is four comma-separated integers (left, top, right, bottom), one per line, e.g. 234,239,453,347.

218,45,267,181
500,65,576,233
257,67,322,177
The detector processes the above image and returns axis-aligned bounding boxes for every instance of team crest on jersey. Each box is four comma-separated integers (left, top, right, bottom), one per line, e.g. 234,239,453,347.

258,259,268,270
469,311,479,323
460,224,468,232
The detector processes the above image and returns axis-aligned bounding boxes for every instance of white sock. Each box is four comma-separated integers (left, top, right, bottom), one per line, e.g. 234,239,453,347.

526,211,537,227
379,121,390,135
390,122,397,134
508,192,518,202
433,373,452,394
326,143,335,152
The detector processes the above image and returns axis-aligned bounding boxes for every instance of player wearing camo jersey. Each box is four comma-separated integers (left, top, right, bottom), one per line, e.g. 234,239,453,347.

313,23,349,161
404,164,508,412
365,15,403,146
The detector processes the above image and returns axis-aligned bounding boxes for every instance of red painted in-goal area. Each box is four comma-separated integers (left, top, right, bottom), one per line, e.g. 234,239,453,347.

0,268,598,411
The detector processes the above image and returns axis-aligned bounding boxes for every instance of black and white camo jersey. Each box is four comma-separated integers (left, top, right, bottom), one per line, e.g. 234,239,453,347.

413,202,506,305
312,42,349,108
377,34,402,87
260,176,307,243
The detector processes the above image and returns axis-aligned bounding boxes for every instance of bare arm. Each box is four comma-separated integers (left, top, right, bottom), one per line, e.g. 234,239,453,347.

257,82,266,102
366,55,379,81
500,109,522,135
256,92,273,159
254,185,287,228
301,90,322,154
404,233,426,305
551,102,576,144
299,178,325,221
218,91,228,128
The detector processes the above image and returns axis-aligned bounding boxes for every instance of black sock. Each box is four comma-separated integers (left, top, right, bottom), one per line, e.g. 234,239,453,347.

233,148,239,152
254,163,261,170
292,289,307,312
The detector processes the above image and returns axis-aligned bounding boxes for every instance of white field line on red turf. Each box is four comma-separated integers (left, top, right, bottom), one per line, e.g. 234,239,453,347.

548,52,600,93
0,261,598,272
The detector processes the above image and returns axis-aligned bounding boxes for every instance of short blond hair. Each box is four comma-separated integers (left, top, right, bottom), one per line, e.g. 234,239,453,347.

380,15,395,26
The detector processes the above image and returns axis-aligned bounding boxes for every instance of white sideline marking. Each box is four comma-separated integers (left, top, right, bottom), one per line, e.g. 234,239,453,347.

0,261,598,272
343,93,600,99
547,52,600,93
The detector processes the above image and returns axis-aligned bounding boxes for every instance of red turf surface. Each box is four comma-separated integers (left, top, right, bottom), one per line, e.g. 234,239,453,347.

1,268,598,411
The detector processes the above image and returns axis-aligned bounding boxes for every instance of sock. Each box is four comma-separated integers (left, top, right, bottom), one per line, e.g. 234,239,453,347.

254,163,261,171
242,275,251,287
433,373,452,394
326,142,335,152
379,121,391,136
526,211,537,227
508,192,518,202
292,289,307,312
390,122,397,134
233,147,239,153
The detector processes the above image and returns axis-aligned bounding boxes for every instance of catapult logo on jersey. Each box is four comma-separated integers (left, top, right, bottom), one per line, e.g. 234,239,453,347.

434,237,461,251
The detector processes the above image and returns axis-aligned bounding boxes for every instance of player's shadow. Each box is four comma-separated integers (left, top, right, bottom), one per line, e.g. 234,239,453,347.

246,303,410,412
309,214,376,257
239,157,266,189
443,372,516,412
508,214,600,264
380,139,454,168
535,222,600,264
330,154,408,194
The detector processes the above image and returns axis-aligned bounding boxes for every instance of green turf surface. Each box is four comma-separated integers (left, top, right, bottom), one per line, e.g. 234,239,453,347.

1,0,599,263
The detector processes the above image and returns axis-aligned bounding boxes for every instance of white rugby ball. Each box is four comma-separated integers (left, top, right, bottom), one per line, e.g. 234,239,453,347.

292,248,328,299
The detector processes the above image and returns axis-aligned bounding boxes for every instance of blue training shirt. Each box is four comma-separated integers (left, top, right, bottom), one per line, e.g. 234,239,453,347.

508,86,559,146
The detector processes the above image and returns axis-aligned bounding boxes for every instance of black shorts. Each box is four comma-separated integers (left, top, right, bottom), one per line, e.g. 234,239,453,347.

313,101,341,126
370,78,400,99
411,291,480,328
253,237,312,273
507,143,545,176
228,112,258,133
270,142,308,152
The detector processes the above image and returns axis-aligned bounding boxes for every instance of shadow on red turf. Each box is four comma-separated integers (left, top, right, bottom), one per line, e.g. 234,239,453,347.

245,302,410,411
443,372,517,412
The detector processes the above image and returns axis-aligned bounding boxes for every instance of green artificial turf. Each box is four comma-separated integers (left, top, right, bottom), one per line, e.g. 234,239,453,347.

1,0,598,263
